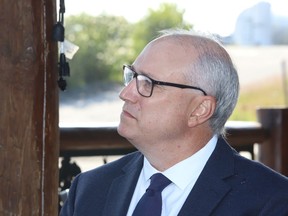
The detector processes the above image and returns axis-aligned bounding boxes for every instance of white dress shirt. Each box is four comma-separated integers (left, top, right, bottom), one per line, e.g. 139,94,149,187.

126,135,218,216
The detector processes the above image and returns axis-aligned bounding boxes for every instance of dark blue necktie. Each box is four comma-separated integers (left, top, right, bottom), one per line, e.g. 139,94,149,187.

132,173,172,216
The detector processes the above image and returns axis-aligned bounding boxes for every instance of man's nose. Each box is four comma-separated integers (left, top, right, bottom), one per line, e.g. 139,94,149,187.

119,79,138,102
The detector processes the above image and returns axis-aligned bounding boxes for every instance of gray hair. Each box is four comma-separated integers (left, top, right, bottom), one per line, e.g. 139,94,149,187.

158,29,239,136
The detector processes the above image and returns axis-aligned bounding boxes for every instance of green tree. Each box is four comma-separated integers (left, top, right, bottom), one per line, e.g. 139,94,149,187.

64,4,193,89
131,3,193,56
65,13,132,88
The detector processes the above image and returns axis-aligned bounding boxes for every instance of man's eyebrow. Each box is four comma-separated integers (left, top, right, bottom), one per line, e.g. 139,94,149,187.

131,65,151,77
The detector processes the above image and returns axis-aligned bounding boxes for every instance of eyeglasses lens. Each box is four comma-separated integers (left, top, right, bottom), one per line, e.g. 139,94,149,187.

123,66,153,97
124,67,134,86
136,75,153,97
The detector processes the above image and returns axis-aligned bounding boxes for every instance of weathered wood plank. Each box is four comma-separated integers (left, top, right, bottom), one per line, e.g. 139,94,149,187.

59,121,269,155
0,0,59,215
258,108,288,176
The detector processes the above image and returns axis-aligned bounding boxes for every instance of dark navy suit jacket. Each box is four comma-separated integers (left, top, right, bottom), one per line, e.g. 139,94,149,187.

60,138,288,216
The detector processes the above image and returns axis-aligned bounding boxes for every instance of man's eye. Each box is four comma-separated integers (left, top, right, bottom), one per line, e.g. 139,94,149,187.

143,79,152,87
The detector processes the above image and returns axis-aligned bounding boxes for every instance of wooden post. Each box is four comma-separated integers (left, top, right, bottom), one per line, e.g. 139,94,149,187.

0,0,59,215
257,108,288,176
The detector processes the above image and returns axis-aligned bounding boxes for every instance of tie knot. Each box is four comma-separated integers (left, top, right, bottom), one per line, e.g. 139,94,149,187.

147,173,171,193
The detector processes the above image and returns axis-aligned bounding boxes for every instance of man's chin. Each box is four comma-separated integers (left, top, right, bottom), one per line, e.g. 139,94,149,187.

117,124,136,142
117,123,129,138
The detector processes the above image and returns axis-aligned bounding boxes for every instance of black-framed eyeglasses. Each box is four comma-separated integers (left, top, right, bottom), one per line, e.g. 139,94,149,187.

123,65,207,97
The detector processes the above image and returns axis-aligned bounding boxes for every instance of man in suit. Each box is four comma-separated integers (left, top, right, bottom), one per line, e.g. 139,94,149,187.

60,29,288,215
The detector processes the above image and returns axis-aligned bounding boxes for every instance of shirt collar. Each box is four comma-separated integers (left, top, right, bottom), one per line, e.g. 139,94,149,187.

142,135,218,190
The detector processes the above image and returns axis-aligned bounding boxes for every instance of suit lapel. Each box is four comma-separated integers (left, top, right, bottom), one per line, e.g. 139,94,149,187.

102,152,144,216
178,138,236,216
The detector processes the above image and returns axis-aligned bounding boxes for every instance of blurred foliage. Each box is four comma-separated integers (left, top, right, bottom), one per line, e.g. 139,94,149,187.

64,3,193,89
65,14,132,87
130,3,192,56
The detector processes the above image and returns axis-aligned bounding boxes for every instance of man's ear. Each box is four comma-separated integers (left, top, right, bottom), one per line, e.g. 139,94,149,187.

188,96,216,127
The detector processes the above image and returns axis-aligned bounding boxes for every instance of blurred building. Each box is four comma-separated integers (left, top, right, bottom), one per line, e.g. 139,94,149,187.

230,1,288,45
234,2,271,45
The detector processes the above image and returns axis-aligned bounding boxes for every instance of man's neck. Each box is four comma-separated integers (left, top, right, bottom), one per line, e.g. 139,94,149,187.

143,133,215,171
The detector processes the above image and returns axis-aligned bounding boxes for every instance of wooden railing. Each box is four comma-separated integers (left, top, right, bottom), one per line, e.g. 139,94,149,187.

59,108,288,176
